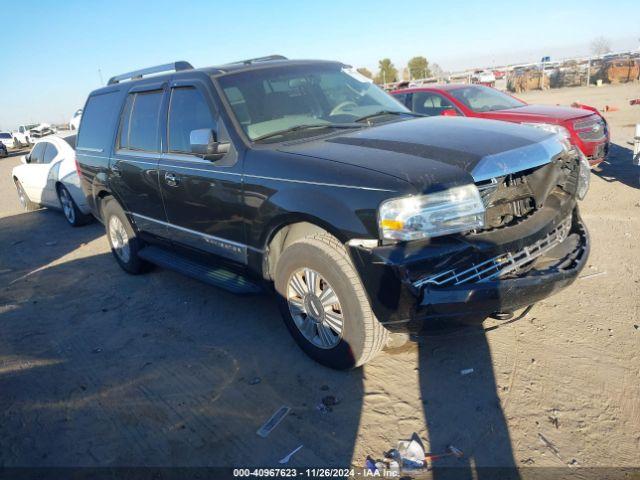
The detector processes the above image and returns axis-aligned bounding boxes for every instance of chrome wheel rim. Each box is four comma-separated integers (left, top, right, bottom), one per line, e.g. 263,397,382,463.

16,183,27,209
287,268,344,349
108,215,130,263
59,188,75,224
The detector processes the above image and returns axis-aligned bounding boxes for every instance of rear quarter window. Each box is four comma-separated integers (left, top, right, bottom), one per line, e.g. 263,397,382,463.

77,91,121,152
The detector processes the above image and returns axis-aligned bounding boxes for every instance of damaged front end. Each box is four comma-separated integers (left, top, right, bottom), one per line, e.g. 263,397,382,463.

348,146,590,332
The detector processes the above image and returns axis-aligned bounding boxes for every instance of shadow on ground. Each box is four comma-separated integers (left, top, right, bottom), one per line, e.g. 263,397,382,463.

1,210,521,475
593,143,639,190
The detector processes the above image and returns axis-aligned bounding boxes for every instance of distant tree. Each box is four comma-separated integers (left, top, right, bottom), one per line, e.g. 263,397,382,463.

401,67,410,81
407,56,431,80
356,67,373,79
591,36,612,56
375,58,398,84
430,63,445,79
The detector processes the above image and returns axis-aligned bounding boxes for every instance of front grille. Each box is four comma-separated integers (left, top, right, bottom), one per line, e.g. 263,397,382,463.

574,116,606,142
414,217,572,288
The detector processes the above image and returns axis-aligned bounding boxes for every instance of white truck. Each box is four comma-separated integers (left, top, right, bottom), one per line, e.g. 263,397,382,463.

12,123,54,147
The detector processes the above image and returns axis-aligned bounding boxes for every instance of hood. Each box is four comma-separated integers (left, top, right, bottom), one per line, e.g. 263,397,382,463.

483,104,593,123
278,116,565,192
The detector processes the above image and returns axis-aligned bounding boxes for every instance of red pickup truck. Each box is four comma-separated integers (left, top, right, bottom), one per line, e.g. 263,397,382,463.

391,84,609,166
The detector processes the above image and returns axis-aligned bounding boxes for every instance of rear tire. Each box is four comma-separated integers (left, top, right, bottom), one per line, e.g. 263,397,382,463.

274,233,387,369
57,184,92,227
15,179,38,211
102,198,152,274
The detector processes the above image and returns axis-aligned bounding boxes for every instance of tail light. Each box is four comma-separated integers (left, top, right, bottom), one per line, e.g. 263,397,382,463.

74,154,82,180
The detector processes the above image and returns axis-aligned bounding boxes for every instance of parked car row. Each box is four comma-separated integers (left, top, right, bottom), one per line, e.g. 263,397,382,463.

12,56,592,369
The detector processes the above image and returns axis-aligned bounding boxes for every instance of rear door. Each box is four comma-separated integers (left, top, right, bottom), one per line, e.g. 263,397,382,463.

40,141,62,206
20,142,50,203
157,79,247,264
110,85,168,241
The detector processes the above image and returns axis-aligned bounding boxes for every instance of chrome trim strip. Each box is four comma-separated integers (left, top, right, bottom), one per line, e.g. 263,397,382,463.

243,174,395,192
77,147,104,153
472,135,564,182
118,158,158,167
129,212,263,254
136,159,394,192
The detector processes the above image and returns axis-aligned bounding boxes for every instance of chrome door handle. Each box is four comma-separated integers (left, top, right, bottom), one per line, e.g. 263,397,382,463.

164,172,179,187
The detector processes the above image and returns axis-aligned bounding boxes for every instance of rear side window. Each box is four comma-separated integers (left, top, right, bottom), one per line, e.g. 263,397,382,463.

119,91,163,152
168,87,217,153
77,91,120,152
42,143,58,163
29,142,46,163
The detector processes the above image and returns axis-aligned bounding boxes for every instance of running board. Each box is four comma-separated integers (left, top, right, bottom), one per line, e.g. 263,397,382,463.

138,246,262,294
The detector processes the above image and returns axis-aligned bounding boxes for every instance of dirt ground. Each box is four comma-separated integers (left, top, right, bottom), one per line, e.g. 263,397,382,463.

0,83,639,474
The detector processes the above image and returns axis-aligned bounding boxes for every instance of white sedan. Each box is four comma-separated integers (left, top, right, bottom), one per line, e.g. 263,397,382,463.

0,131,17,149
12,135,92,226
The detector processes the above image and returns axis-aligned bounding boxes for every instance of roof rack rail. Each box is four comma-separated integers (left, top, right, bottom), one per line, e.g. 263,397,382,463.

227,55,287,66
107,61,194,85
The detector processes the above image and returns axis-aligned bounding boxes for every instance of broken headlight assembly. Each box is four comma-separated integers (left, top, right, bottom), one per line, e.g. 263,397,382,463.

379,185,485,241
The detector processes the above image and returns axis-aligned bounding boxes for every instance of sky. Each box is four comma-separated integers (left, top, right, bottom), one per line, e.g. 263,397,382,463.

1,0,638,130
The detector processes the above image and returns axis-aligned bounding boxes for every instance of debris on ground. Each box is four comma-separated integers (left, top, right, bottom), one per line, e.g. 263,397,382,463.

372,433,464,473
278,444,303,464
317,395,340,413
579,271,607,280
538,432,561,458
460,368,474,375
45,241,57,246
248,377,261,385
256,405,290,438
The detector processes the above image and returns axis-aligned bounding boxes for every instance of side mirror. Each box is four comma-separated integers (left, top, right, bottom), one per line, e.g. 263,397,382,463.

190,129,230,160
23,155,31,164
441,109,459,117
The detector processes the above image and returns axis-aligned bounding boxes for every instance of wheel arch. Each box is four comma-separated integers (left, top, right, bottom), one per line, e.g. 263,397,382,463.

262,215,346,281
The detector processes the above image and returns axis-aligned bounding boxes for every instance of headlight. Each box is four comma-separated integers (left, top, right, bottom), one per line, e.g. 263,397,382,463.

379,185,485,241
576,150,590,200
521,122,572,150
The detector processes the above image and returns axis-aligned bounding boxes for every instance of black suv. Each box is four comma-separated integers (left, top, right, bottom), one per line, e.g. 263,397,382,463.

76,56,590,369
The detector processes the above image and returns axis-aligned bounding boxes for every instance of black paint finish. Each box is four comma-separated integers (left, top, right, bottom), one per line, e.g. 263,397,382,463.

76,59,589,328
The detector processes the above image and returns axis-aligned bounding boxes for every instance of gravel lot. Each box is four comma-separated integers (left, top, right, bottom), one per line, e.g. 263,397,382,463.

0,83,638,472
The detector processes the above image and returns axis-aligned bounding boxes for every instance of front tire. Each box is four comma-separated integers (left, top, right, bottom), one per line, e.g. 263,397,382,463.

57,184,92,227
102,198,152,274
274,233,387,369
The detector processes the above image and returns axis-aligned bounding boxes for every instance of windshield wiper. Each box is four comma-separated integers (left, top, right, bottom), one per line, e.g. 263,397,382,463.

354,110,424,123
253,123,361,142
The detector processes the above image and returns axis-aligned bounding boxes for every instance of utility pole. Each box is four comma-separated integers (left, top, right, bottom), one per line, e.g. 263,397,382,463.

586,57,591,86
98,68,104,86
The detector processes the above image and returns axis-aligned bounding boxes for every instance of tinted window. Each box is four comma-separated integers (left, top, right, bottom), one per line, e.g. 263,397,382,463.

63,135,77,149
120,91,162,151
168,87,217,153
411,92,457,116
0,133,11,139
77,91,120,151
448,86,525,112
392,93,408,106
29,142,46,163
42,143,58,163
118,94,134,149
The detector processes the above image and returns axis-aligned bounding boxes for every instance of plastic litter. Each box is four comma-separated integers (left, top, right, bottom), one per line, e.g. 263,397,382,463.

278,444,303,464
257,406,290,438
460,368,474,375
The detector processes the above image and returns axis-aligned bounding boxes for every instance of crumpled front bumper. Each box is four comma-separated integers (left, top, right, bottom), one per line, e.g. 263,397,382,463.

348,205,589,333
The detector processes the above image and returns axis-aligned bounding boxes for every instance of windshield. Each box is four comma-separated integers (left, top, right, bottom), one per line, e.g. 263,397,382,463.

218,64,409,141
0,133,11,139
448,85,525,112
